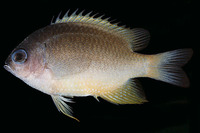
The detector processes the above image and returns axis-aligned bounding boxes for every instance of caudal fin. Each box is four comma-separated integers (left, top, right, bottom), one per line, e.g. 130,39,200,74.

147,49,193,88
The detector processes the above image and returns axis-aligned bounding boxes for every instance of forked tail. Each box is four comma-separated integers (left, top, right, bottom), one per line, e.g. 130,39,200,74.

146,49,193,87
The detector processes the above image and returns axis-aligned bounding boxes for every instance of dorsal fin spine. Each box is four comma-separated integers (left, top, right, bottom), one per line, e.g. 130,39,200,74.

53,9,126,35
64,9,70,17
52,9,150,51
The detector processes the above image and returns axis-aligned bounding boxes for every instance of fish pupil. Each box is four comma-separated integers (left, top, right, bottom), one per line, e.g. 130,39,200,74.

15,53,24,61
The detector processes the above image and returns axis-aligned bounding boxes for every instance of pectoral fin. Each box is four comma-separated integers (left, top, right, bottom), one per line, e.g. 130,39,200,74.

101,79,148,104
51,95,79,122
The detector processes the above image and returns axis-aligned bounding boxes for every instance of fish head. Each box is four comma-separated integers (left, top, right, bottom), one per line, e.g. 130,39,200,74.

4,36,46,81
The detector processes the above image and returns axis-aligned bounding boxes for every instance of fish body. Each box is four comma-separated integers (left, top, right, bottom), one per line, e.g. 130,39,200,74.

4,10,193,121
41,23,148,96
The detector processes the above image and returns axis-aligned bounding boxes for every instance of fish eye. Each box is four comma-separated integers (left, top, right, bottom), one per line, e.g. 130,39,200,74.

11,49,27,64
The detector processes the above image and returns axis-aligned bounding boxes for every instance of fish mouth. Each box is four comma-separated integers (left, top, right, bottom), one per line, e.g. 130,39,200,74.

4,64,18,78
4,57,12,72
4,63,20,78
4,63,15,76
4,64,17,77
4,64,12,73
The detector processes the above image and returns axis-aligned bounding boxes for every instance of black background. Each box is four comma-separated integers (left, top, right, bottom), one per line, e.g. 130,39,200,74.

1,0,197,132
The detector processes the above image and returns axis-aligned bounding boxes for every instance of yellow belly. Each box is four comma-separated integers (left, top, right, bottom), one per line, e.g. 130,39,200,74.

51,74,128,97
50,55,147,97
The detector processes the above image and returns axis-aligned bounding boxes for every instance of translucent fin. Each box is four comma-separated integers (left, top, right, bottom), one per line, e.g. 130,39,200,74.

52,9,150,51
147,49,193,87
130,28,150,51
101,79,148,104
51,95,79,122
94,96,100,102
53,9,125,34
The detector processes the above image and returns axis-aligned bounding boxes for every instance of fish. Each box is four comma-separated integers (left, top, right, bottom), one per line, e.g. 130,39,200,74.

4,10,193,121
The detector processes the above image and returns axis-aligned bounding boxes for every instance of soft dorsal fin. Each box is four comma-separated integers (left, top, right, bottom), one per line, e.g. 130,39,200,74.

52,9,150,51
129,28,150,51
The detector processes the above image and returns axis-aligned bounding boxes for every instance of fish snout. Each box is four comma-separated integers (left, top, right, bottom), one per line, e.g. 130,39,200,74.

4,57,12,73
4,64,11,72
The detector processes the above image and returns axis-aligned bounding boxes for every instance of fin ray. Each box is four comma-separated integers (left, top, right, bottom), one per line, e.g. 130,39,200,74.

100,79,148,104
52,9,150,51
130,28,150,51
147,48,193,87
51,95,79,122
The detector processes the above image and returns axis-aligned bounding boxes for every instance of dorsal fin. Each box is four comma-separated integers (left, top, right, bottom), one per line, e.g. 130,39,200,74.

52,9,150,51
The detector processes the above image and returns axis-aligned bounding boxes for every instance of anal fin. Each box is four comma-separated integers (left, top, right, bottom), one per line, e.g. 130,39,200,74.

51,95,79,122
101,79,148,104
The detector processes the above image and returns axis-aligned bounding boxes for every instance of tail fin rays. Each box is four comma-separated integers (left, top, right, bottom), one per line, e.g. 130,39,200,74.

147,49,193,88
